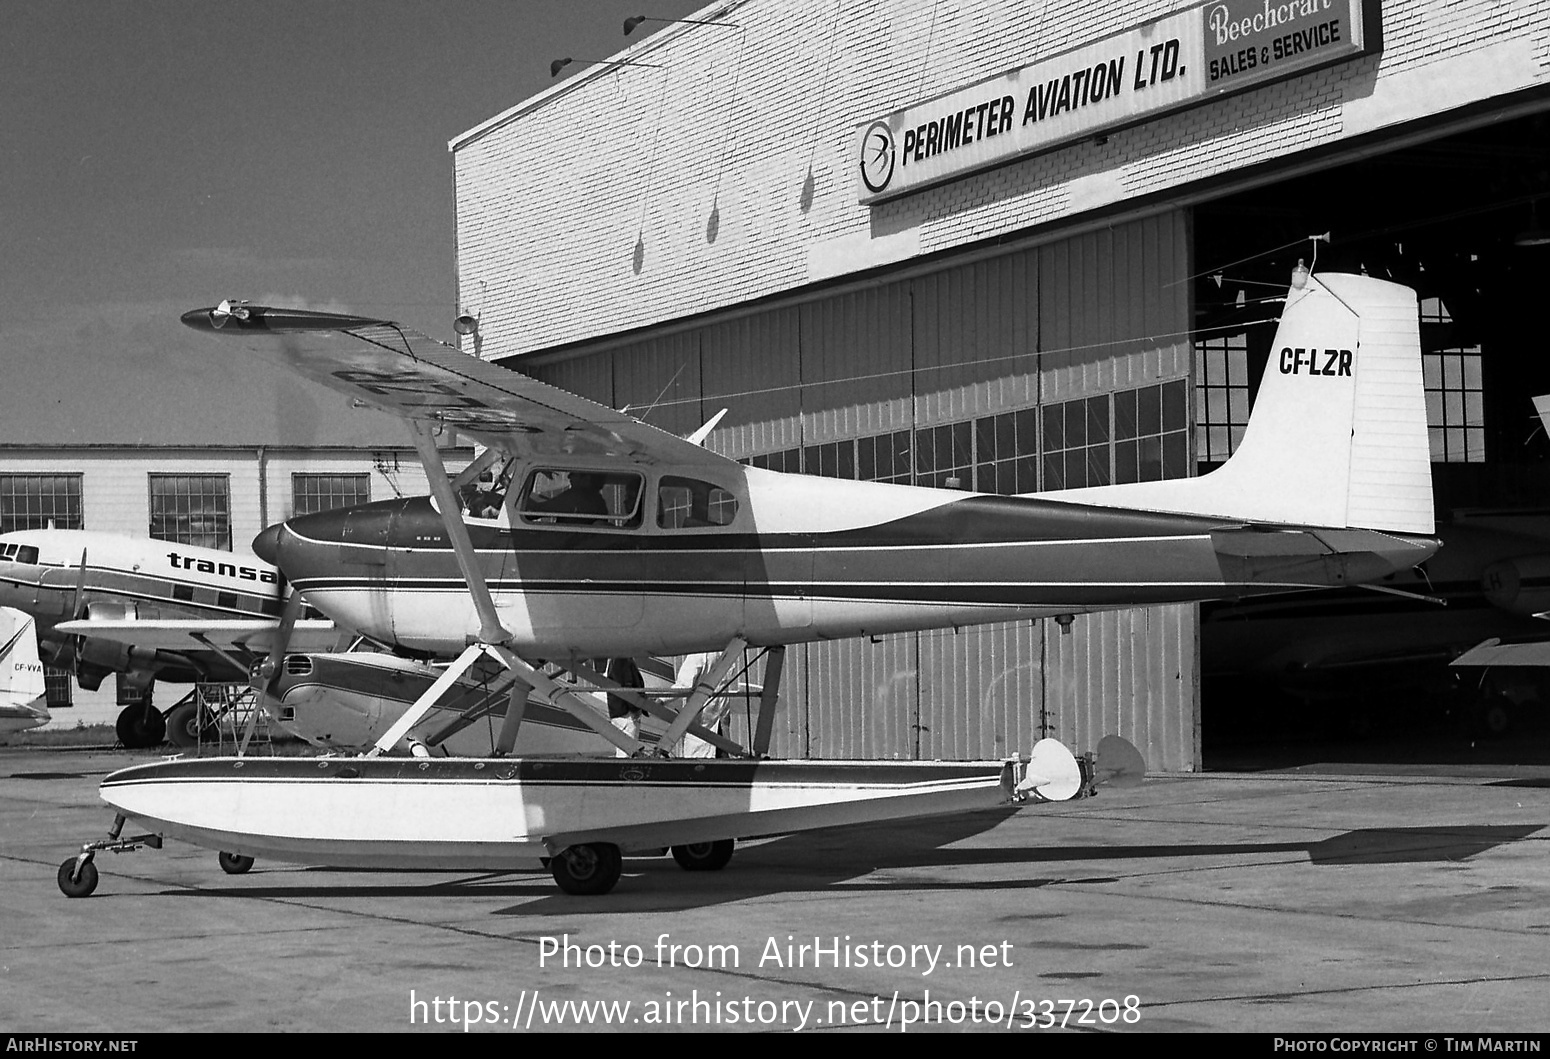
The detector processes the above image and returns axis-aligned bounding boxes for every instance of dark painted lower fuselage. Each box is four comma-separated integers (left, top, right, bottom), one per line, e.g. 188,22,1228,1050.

256,481,1437,658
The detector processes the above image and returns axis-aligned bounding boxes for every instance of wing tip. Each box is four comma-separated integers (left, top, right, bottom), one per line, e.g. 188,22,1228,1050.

181,302,387,335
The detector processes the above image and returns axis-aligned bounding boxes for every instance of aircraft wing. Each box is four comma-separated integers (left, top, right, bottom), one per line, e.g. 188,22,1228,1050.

181,303,734,469
53,618,343,656
1452,637,1550,667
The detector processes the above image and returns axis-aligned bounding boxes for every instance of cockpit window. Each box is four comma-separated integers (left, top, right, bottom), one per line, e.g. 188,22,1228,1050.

657,477,739,529
0,544,39,564
518,470,643,529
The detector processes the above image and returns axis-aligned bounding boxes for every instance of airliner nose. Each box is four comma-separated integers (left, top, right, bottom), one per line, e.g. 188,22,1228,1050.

252,524,283,566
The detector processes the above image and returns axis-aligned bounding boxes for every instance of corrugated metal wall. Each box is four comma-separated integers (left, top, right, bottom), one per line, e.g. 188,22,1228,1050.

526,211,1199,770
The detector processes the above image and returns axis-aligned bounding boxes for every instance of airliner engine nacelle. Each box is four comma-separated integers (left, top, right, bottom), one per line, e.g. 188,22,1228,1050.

1481,556,1550,619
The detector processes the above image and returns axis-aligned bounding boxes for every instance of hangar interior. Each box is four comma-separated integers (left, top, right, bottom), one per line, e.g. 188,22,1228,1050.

1194,109,1550,756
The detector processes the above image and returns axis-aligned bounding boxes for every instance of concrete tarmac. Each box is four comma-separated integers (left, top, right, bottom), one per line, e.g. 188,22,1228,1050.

1,746,1547,1034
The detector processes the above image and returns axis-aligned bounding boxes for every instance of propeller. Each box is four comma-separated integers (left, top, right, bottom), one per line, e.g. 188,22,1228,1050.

237,588,304,755
61,549,90,681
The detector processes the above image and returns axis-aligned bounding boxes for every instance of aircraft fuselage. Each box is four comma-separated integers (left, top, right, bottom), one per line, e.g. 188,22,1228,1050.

256,467,1436,658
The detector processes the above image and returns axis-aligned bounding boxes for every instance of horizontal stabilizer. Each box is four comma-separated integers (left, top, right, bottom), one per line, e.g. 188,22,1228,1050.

1092,735,1147,789
1017,738,1083,802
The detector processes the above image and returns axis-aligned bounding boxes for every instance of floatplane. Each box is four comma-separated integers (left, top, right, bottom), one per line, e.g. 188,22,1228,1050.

61,271,1437,897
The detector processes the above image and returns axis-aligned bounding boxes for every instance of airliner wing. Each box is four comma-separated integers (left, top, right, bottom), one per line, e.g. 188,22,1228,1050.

53,618,342,656
181,303,733,469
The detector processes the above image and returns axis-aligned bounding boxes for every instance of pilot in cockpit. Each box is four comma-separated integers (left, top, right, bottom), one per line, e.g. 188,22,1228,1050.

528,472,607,518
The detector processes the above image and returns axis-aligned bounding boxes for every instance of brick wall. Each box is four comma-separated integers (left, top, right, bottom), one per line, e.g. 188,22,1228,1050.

453,0,1550,360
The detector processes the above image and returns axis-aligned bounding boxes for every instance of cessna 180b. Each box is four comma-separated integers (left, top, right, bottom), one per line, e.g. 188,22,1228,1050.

64,271,1437,898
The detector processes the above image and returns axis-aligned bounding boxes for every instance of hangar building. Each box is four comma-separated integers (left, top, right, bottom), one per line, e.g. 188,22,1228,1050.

449,0,1550,770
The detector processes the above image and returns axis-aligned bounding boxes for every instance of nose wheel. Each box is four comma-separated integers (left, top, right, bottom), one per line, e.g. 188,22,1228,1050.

57,856,99,898
56,814,162,898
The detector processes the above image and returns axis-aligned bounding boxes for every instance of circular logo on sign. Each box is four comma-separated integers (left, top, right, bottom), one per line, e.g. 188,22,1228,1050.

859,120,896,194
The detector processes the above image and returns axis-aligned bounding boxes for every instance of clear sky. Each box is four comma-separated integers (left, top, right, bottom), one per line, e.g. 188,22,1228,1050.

0,0,701,447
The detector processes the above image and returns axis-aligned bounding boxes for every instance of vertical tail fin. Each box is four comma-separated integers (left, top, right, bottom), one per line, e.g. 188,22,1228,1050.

1050,273,1433,535
0,606,49,731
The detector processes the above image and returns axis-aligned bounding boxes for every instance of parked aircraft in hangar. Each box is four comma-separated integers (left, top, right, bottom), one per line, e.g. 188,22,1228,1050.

62,270,1437,898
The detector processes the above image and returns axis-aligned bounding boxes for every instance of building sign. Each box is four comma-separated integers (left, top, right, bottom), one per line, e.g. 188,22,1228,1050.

855,0,1378,204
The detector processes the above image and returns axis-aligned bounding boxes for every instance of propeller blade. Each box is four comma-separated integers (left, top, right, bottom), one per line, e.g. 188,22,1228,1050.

72,549,89,619
257,589,305,698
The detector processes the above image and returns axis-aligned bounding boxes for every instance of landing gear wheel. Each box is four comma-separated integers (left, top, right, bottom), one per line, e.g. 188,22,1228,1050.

57,857,99,898
1477,697,1513,737
218,851,254,875
549,843,622,895
115,703,166,749
166,701,215,750
671,839,735,871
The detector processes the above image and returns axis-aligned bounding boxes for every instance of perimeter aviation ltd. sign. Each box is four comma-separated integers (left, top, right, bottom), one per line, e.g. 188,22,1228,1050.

855,0,1378,203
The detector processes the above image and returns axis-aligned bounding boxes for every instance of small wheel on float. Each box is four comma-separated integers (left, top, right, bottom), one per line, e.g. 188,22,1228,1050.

58,857,99,898
218,851,255,875
549,843,623,895
670,839,735,872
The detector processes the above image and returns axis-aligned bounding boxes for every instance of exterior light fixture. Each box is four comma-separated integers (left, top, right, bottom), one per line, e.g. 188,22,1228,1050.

624,14,739,35
550,56,665,77
453,314,479,336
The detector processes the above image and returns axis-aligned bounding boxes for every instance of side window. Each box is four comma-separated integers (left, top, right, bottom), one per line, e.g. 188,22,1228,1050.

657,476,739,529
518,469,643,528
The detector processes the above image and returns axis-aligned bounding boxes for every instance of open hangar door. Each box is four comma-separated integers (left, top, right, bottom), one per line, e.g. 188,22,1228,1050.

1190,109,1550,764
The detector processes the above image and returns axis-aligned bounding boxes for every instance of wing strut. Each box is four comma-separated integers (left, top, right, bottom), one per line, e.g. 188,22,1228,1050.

408,422,512,646
403,420,649,757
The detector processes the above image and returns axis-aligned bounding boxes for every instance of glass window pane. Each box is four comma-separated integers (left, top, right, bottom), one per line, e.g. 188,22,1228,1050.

149,475,230,550
1162,380,1187,431
1463,353,1483,389
1115,440,1138,484
1228,347,1248,387
1016,456,1038,493
1086,396,1109,444
1065,401,1085,448
1042,404,1063,452
1163,431,1187,479
1065,448,1086,488
1138,436,1162,482
1086,444,1111,486
1114,389,1138,441
1043,453,1064,491
1138,386,1162,437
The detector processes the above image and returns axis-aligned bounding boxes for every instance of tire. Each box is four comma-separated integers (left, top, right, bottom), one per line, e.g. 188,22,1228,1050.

166,702,215,750
1477,697,1513,738
116,703,167,749
218,851,255,875
671,839,735,872
549,843,623,896
58,857,99,898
